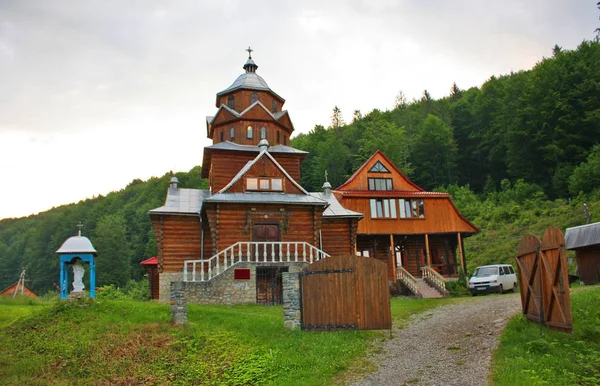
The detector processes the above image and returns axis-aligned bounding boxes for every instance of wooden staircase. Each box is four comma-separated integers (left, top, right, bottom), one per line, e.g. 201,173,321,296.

416,278,444,299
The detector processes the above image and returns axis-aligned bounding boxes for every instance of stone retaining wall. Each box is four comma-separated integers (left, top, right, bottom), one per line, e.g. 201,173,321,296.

282,272,302,329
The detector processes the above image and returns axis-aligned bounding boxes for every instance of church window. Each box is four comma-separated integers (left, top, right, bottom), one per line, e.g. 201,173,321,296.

272,100,278,112
259,179,270,190
271,178,283,191
247,126,253,139
246,177,284,192
277,130,280,143
220,130,224,142
283,135,288,146
246,178,258,190
230,127,235,139
261,127,267,139
251,93,258,104
368,178,393,191
227,95,234,108
369,161,390,173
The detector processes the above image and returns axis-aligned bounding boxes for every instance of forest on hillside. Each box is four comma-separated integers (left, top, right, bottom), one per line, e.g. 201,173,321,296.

0,40,599,295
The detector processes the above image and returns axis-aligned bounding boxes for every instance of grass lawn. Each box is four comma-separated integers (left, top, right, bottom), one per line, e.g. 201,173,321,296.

0,295,455,385
491,285,600,385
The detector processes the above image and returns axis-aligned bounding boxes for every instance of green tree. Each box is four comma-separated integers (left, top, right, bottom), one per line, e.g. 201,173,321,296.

331,106,345,128
94,215,133,287
569,144,600,195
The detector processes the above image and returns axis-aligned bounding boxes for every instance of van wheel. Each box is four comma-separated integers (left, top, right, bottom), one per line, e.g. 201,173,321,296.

511,283,517,293
498,284,503,294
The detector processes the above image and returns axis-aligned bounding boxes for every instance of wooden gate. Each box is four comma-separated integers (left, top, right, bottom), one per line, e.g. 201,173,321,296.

300,255,391,331
516,226,573,333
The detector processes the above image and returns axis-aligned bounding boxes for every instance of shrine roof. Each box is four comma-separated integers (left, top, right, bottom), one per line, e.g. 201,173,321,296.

204,192,328,206
565,222,600,249
56,236,97,254
309,192,363,218
148,188,211,216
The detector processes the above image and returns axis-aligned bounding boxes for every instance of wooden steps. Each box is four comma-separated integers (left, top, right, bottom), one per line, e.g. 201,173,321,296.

416,278,444,299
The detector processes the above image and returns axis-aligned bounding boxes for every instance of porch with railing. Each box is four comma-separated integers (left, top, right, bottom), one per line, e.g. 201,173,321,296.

184,241,330,282
396,265,451,298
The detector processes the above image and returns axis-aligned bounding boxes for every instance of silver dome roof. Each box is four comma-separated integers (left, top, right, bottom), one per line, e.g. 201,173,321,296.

56,236,97,254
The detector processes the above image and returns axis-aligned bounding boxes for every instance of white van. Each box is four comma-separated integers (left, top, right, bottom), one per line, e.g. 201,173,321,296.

468,264,517,295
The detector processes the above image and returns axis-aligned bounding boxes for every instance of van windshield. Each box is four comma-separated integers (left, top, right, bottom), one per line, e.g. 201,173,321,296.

473,267,498,277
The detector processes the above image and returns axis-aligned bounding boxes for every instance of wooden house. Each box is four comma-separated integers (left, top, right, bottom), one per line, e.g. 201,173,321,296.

0,282,38,298
148,51,362,303
333,150,479,289
565,222,600,285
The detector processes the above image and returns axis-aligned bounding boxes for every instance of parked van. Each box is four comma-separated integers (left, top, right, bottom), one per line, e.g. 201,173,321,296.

468,264,517,295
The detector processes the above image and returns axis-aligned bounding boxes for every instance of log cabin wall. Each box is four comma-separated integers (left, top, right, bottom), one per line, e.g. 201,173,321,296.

205,203,323,256
217,90,284,113
212,119,291,146
321,218,355,256
210,152,302,192
340,196,476,235
150,215,202,273
576,246,600,284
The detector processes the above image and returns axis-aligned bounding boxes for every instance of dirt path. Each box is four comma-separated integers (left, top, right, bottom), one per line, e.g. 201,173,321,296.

348,294,521,386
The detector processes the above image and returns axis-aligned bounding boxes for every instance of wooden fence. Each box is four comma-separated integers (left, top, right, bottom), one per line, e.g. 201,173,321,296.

516,226,573,333
300,255,391,331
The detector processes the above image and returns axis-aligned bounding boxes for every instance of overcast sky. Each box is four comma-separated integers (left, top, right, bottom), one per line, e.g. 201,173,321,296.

0,1,597,220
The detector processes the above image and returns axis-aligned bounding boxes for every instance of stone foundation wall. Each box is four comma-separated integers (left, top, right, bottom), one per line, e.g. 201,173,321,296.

282,272,301,329
159,272,184,303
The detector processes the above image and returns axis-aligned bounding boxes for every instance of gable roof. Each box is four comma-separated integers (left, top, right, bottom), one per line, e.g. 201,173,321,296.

0,282,38,298
148,188,211,216
565,222,600,249
335,150,424,192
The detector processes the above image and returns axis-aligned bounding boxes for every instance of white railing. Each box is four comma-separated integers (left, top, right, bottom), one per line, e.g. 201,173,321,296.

183,241,330,282
397,266,421,297
421,266,449,296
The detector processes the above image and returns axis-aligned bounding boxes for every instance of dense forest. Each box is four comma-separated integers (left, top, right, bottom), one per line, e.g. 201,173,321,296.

1,40,599,295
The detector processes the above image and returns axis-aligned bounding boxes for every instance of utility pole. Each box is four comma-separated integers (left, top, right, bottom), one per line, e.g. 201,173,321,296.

12,269,26,297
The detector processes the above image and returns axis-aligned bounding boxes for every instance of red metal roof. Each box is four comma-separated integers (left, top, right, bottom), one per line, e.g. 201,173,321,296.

336,190,449,197
140,256,158,265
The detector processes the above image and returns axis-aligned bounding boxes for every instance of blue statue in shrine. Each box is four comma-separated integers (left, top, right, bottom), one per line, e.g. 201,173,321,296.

56,223,97,299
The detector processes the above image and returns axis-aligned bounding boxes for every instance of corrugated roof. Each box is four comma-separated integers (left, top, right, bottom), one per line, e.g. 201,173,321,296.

205,141,307,154
216,70,285,102
140,256,158,265
309,192,364,218
565,222,600,249
56,236,97,254
148,188,211,215
205,192,327,206
335,190,449,198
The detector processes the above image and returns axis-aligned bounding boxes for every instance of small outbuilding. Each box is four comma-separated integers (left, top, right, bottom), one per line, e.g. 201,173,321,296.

0,282,38,298
565,222,600,285
140,256,159,300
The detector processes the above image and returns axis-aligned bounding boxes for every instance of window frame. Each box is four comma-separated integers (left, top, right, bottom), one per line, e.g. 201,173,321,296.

260,127,267,139
227,95,234,109
251,93,258,104
246,177,284,192
229,127,235,140
368,178,393,191
369,198,397,219
369,161,390,173
247,125,253,139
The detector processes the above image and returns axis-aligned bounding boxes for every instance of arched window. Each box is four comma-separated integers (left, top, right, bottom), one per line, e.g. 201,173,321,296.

246,125,253,139
230,127,235,139
284,135,288,146
260,127,267,139
251,93,258,104
220,130,224,142
277,130,280,144
227,95,234,108
272,100,278,112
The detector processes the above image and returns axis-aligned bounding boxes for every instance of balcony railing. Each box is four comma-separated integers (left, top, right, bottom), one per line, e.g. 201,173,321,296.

184,241,330,282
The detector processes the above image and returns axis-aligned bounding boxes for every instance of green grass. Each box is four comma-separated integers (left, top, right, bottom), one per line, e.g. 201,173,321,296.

491,285,600,385
0,296,49,328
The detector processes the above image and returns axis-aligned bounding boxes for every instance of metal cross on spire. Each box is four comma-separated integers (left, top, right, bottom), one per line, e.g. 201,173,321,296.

324,170,329,182
77,221,84,236
246,46,253,59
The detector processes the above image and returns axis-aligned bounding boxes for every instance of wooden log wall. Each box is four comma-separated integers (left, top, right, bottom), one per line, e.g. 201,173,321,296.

576,246,600,284
321,218,356,257
226,155,303,194
150,215,202,273
210,152,302,192
211,119,292,146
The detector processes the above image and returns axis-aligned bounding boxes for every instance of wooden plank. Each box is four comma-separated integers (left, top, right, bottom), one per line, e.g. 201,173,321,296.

516,233,543,323
425,234,431,267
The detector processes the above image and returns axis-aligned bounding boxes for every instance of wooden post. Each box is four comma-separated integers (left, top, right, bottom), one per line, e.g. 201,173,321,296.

457,233,466,273
390,234,397,281
425,234,431,267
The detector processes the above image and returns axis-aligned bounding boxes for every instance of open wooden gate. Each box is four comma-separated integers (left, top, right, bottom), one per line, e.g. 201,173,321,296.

300,255,391,331
515,226,573,333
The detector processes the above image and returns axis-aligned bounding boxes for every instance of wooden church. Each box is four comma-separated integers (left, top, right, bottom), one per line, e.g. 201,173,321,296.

148,50,477,303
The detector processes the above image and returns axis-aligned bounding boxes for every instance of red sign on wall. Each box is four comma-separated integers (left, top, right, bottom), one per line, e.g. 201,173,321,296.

234,269,251,280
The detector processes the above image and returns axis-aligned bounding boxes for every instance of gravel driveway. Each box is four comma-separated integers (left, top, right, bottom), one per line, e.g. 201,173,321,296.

348,294,521,386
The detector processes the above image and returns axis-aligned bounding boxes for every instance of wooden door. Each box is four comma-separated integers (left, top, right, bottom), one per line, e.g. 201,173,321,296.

252,223,279,261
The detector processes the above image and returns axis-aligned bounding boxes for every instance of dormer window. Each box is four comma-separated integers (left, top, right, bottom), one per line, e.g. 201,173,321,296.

369,161,390,173
246,177,284,192
261,127,267,139
230,127,235,139
247,125,253,139
368,178,393,191
227,95,234,109
251,93,258,104
272,100,278,113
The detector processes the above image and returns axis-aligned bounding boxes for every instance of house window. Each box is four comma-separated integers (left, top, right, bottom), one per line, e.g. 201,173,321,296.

247,125,253,139
230,127,235,139
369,199,397,219
368,178,393,191
227,95,234,108
220,130,224,142
369,161,390,173
246,177,284,192
283,135,287,146
398,199,425,218
261,127,267,139
272,100,278,112
277,130,280,143
251,93,258,104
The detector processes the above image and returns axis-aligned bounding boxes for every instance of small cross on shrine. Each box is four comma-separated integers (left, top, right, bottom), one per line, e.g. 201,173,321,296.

246,46,253,59
77,221,84,236
324,170,329,182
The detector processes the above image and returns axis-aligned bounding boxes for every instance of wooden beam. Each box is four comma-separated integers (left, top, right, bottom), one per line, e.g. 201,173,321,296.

425,234,431,267
390,234,397,281
458,233,466,273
